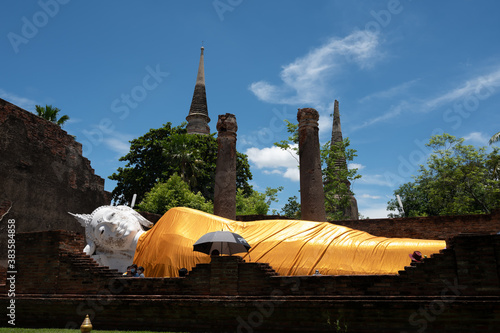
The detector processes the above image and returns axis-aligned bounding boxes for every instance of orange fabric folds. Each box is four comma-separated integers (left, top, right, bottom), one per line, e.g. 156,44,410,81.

134,207,446,277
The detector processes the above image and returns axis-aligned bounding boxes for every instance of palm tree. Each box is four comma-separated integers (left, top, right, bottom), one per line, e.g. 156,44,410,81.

490,131,500,145
163,134,204,189
35,104,70,127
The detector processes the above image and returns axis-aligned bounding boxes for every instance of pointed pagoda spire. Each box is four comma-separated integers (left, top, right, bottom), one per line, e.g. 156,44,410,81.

186,46,210,135
331,100,347,171
326,99,359,220
331,100,343,143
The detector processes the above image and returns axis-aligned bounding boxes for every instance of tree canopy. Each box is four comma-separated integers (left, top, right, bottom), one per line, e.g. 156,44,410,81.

35,104,69,126
236,187,282,216
109,122,253,205
280,195,301,219
135,173,214,214
490,131,500,145
387,133,500,217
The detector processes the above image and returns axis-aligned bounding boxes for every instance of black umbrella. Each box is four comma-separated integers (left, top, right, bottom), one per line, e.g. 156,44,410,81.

193,231,251,255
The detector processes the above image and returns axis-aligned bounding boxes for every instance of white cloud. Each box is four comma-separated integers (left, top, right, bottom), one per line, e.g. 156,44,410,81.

463,131,489,145
353,66,500,130
245,145,300,182
359,174,394,187
66,117,83,125
263,170,283,175
359,193,381,199
245,145,298,169
283,167,300,182
359,79,419,103
425,68,500,110
348,163,365,170
0,89,37,111
352,101,408,130
104,137,131,155
81,124,133,156
249,30,382,106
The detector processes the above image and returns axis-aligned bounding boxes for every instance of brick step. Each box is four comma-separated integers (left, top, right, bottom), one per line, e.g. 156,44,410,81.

71,265,120,273
71,263,100,268
61,250,122,277
66,254,96,260
402,265,417,273
71,259,99,264
439,248,453,255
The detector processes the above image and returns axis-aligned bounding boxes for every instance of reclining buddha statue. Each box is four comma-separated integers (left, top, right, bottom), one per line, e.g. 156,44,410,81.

71,205,446,277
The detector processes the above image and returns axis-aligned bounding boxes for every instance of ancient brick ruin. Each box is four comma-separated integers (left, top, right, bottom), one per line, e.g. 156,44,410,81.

0,98,110,263
1,223,500,331
297,108,327,222
186,46,211,135
2,45,500,331
326,100,359,220
213,113,238,220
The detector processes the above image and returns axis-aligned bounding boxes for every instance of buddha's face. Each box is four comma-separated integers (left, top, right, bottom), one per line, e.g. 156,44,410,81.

88,206,145,252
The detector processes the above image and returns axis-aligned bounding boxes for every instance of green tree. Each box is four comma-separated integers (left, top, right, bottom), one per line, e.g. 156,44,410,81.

109,122,253,205
322,138,361,220
274,119,361,220
35,104,69,126
236,186,282,215
387,133,500,217
490,131,500,145
387,182,430,218
135,174,213,214
109,122,186,204
274,120,299,162
163,132,221,197
280,196,301,219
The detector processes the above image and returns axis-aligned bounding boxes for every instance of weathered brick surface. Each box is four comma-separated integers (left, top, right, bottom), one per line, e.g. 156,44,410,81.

5,231,120,295
297,108,326,222
213,113,237,220
0,98,111,262
6,295,500,332
336,209,500,240
2,230,500,331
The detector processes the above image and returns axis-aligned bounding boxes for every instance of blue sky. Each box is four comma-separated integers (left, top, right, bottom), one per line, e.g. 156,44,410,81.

2,1,500,218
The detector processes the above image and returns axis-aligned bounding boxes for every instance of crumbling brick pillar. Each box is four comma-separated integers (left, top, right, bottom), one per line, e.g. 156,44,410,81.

297,108,327,222
214,113,237,220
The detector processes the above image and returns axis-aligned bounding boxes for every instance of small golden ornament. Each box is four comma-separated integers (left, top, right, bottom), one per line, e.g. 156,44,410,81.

80,314,93,332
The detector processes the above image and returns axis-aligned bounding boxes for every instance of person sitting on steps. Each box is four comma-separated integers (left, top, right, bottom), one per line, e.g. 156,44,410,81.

136,266,145,277
409,251,423,263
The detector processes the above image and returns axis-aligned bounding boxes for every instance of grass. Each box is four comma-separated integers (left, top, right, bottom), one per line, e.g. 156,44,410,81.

0,329,173,333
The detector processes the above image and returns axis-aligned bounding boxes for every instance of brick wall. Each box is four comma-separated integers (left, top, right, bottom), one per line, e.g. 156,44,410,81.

0,98,111,262
5,230,500,298
2,230,500,331
336,209,500,240
10,231,121,295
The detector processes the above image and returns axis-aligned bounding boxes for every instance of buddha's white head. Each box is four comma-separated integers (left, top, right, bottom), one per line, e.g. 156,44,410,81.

70,205,153,255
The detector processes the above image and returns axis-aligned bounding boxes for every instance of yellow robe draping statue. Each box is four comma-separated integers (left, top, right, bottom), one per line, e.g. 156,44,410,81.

134,207,446,277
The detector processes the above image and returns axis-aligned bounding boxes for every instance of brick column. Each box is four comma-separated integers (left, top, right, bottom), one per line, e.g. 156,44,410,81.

209,255,241,296
297,108,327,222
214,113,237,220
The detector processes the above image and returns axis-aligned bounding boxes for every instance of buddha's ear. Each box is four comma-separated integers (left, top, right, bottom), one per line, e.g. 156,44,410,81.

69,212,92,227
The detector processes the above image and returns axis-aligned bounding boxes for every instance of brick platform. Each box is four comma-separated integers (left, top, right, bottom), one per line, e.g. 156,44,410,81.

1,230,500,331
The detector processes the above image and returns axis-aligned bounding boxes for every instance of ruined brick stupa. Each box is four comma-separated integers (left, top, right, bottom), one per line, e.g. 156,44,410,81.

186,46,210,135
326,100,359,220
